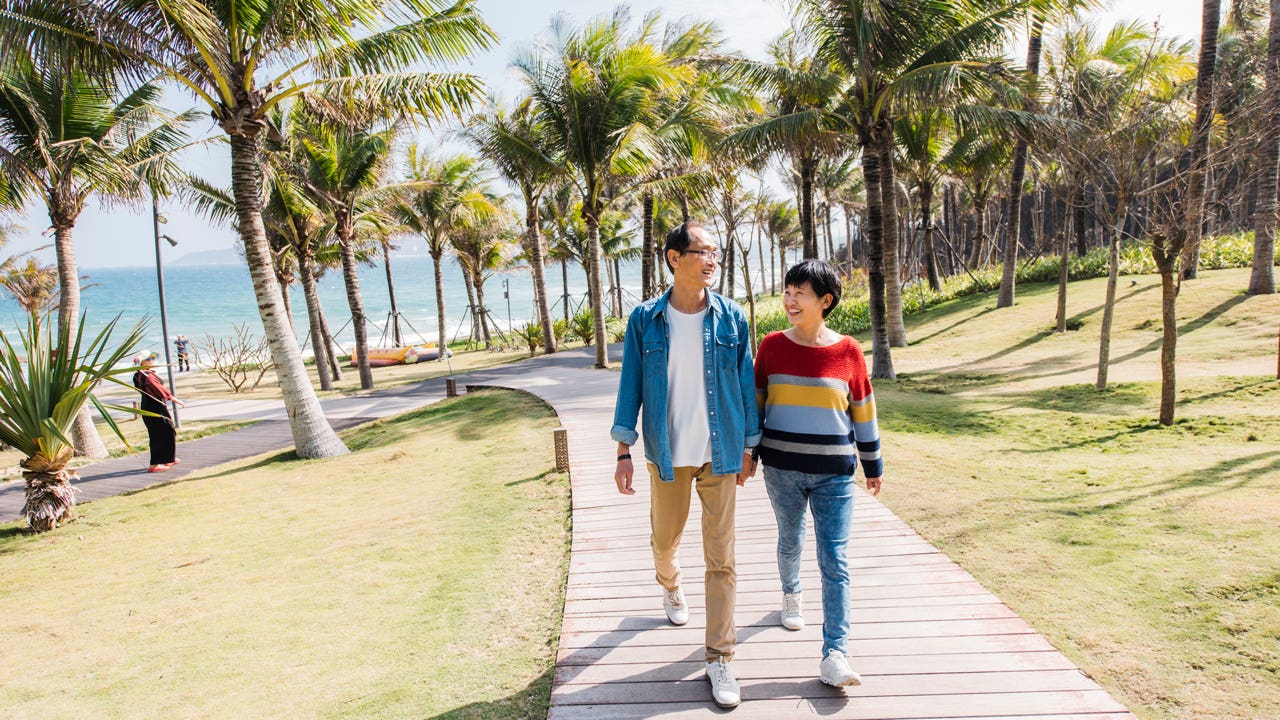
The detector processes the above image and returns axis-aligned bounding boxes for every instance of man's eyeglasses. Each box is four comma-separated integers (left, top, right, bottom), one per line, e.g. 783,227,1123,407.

683,249,721,262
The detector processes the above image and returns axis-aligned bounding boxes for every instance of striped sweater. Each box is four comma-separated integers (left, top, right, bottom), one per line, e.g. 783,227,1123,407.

754,331,883,478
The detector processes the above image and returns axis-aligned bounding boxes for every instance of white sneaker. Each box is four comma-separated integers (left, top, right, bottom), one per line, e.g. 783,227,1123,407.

663,586,689,626
781,592,805,630
705,658,741,707
819,649,862,687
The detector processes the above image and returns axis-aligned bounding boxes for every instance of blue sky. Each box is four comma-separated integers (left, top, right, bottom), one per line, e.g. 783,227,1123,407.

2,0,1203,269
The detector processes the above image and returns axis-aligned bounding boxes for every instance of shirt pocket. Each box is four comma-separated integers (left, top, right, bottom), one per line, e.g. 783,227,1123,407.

714,329,739,371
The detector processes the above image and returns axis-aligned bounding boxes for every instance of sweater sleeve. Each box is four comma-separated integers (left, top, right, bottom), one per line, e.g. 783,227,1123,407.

141,371,173,402
845,340,882,479
753,334,769,427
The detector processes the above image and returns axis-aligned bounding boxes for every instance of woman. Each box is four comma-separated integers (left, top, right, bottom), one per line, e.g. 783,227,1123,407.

753,259,884,688
132,353,185,472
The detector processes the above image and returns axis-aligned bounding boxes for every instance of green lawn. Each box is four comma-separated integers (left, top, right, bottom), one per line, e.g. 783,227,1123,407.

873,268,1279,720
0,391,571,719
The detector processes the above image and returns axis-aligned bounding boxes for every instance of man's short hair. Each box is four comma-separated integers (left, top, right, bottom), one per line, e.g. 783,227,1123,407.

784,259,842,318
664,219,704,271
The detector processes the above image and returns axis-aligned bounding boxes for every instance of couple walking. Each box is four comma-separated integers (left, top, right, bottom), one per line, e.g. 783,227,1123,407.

611,220,885,708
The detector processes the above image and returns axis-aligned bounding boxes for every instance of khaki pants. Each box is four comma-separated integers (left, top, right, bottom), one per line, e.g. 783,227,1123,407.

648,462,737,662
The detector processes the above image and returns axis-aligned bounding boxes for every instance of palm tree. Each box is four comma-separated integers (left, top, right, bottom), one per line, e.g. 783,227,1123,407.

723,32,847,261
0,58,196,457
1250,0,1279,296
2,0,496,458
465,99,563,353
296,116,400,390
797,0,1033,375
1179,0,1223,282
516,8,686,368
895,111,949,290
397,148,500,357
0,257,58,314
0,313,144,531
452,209,516,349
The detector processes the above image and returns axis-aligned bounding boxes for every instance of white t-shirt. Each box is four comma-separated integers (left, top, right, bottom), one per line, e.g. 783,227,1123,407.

666,304,713,467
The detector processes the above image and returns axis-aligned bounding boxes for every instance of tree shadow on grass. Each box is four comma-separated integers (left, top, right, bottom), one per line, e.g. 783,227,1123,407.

1028,450,1280,518
1104,293,1250,368
423,666,556,720
912,306,999,345
346,390,551,451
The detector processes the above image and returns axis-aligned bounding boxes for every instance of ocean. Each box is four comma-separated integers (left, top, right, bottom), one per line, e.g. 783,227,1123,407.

0,253,673,356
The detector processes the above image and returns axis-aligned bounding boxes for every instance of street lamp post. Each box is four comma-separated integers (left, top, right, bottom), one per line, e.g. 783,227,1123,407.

151,196,180,428
503,277,512,332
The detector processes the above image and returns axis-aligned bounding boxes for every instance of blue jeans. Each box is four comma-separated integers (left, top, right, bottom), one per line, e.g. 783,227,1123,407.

762,465,854,656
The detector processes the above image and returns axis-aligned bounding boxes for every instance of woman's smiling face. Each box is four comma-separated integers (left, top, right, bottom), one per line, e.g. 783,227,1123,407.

782,281,831,327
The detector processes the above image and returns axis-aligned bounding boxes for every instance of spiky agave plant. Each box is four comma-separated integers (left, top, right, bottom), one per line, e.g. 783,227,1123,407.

0,313,145,532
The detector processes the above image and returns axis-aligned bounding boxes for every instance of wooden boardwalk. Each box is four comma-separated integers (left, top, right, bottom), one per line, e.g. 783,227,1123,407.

481,353,1139,720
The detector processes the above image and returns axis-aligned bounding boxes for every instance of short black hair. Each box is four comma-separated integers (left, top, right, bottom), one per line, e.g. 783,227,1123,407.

664,219,704,271
784,259,842,317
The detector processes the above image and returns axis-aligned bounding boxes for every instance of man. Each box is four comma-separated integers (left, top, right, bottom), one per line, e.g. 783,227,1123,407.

174,335,190,372
611,220,759,709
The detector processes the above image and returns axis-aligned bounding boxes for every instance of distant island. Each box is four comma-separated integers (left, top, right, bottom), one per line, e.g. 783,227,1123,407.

172,249,242,266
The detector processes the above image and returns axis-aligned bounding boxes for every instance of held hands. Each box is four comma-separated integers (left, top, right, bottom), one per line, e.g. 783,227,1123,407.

866,476,882,496
737,451,757,487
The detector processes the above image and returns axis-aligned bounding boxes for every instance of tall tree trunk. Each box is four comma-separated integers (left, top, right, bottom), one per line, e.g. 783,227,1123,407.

297,248,332,391
462,269,479,347
1096,211,1125,389
800,154,817,259
777,236,787,295
1250,0,1280,295
337,222,373,390
431,247,448,359
843,205,854,274
1152,235,1183,425
860,131,896,379
561,259,570,324
382,242,402,346
613,257,623,316
586,207,609,368
878,126,908,347
641,191,655,299
319,306,343,380
526,203,556,353
679,195,690,223
998,14,1044,308
228,133,346,458
51,221,108,459
920,182,941,291
1181,0,1222,280
475,275,492,347
1056,184,1076,333
824,203,834,260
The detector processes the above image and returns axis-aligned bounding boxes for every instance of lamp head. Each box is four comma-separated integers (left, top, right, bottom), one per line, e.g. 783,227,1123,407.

161,234,179,247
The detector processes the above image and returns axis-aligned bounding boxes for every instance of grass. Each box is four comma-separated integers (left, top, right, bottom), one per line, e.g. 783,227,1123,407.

0,390,571,719
869,267,1279,720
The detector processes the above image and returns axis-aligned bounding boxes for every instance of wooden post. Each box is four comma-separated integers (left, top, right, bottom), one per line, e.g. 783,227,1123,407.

446,378,457,398
553,428,569,473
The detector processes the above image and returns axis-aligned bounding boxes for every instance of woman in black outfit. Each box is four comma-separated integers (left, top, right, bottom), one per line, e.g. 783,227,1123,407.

132,353,185,472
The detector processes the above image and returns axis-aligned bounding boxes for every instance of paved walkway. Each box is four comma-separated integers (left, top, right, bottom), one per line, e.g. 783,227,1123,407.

3,346,1138,719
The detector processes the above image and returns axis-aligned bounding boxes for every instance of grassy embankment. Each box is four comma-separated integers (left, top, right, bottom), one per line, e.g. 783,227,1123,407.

869,267,1278,720
0,390,571,719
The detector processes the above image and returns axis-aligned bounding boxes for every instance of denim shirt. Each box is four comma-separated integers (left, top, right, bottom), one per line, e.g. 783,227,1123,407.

610,289,761,482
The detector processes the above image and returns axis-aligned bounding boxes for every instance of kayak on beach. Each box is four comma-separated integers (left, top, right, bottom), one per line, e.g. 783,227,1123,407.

354,343,448,367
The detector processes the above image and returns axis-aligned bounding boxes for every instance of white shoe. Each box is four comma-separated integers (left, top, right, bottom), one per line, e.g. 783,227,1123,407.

781,592,805,630
663,586,689,626
819,649,862,687
705,658,741,707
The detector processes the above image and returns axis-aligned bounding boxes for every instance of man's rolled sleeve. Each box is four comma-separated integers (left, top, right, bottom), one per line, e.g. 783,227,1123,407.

610,307,645,447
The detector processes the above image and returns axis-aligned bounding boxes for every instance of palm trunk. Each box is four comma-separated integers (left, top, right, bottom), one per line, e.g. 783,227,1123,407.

800,154,817,259
229,133,346,458
526,203,557,353
824,203,834,261
279,276,293,332
297,248,332,391
561,259,570,324
1153,237,1182,425
860,132,896,379
843,205,855,275
51,221,109,459
736,234,758,354
611,257,623,316
1180,0,1222,281
641,191,655,299
878,127,908,347
776,236,787,296
920,182,941,291
431,246,448,359
1250,0,1280,295
319,307,343,380
586,207,609,368
337,222,373,390
383,243,402,346
475,275,492,347
998,14,1044,308
1096,211,1125,389
1056,195,1073,333
462,269,479,347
